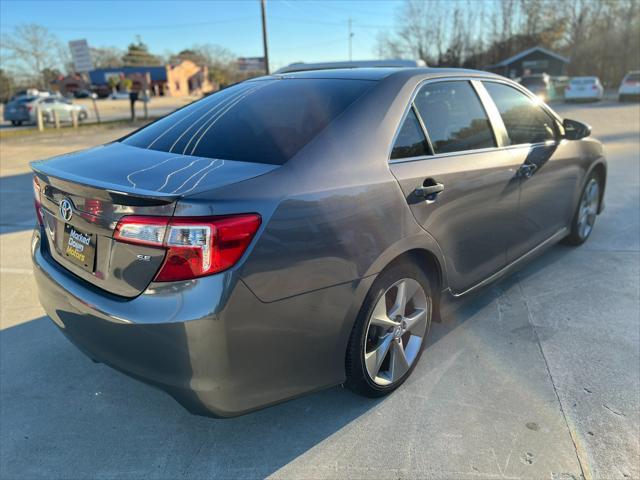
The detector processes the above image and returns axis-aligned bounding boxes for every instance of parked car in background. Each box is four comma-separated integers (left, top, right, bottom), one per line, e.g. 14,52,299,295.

565,77,604,102
519,74,551,101
31,67,606,417
3,95,37,125
32,97,89,124
618,71,640,101
73,89,97,99
10,89,59,101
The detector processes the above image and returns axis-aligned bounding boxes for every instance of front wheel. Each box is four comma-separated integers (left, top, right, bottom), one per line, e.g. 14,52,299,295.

564,175,601,246
345,260,432,397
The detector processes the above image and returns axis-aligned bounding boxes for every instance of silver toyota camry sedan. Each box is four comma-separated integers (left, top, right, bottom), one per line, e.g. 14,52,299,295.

31,67,606,417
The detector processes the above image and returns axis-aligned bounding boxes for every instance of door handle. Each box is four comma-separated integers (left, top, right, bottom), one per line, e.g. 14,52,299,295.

414,182,445,200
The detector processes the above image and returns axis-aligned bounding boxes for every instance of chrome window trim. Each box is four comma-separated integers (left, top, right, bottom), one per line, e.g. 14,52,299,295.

389,140,557,165
410,103,434,155
470,80,509,147
387,74,566,165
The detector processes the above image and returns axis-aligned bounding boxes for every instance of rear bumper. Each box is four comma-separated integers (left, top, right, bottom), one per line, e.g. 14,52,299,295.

31,228,366,417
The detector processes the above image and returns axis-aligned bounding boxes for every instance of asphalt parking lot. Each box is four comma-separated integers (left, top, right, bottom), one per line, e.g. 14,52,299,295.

0,101,638,479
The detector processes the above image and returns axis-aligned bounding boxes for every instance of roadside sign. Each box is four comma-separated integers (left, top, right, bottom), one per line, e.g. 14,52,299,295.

69,39,94,73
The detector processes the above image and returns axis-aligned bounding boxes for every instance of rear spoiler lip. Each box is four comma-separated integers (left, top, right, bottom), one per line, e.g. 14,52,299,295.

31,163,180,205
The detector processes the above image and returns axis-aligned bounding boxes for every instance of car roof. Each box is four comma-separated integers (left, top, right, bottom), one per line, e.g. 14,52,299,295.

262,67,505,82
571,76,599,81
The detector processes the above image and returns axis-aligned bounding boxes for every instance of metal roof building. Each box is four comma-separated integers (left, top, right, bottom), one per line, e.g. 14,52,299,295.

486,47,569,78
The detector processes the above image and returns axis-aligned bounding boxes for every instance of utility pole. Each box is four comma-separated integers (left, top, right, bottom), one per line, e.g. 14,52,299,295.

348,18,353,61
261,0,270,74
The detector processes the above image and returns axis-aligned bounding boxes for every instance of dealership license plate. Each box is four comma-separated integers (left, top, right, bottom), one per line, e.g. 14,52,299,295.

63,224,96,272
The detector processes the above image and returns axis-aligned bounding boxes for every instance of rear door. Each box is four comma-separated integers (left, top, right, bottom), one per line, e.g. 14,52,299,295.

389,79,521,294
480,80,579,262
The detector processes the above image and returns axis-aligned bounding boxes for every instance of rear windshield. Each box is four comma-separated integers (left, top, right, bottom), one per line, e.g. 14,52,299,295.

17,96,36,103
122,78,374,165
625,73,640,81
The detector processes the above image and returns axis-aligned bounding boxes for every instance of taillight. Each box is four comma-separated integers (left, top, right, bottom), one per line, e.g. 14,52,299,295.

114,214,261,281
33,176,43,226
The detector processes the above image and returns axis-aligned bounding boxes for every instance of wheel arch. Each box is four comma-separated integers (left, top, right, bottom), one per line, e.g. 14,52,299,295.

362,235,448,323
588,160,607,213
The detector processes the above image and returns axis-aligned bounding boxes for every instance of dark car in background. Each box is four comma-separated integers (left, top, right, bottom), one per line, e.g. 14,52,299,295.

31,68,606,417
3,95,37,125
519,73,552,101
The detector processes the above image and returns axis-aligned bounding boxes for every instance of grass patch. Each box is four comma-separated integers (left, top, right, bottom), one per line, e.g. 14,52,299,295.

0,116,160,140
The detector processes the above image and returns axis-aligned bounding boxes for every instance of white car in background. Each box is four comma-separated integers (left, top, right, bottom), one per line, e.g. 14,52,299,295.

618,71,640,101
565,77,604,102
29,97,89,124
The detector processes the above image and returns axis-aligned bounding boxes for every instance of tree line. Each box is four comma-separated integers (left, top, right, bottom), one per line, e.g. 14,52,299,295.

377,0,639,86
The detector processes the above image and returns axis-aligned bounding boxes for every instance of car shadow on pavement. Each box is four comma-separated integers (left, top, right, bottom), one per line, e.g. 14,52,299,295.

0,315,384,478
0,173,36,234
426,243,572,348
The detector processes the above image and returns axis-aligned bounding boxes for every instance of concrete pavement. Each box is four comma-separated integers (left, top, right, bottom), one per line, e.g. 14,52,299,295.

0,101,638,479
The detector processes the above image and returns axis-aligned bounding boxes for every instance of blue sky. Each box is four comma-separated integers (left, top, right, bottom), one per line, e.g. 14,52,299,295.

0,0,407,70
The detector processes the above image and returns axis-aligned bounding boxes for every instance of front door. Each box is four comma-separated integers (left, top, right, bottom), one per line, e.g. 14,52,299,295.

481,81,580,262
389,80,521,294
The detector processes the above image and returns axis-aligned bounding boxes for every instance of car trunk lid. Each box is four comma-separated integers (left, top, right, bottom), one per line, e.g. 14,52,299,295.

32,142,278,297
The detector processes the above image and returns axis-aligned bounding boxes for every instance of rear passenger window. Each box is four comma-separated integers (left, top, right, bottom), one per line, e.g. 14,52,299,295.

483,82,556,145
413,81,496,154
391,108,429,159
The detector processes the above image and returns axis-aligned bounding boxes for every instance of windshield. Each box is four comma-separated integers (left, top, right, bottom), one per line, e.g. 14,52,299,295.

122,78,374,165
625,73,640,81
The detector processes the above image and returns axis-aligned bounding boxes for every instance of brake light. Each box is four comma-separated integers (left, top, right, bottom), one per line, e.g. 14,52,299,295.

114,214,261,281
33,176,43,226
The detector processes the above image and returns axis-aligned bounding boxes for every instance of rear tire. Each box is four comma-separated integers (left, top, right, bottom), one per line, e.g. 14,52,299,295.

11,120,22,126
345,260,432,397
564,174,601,246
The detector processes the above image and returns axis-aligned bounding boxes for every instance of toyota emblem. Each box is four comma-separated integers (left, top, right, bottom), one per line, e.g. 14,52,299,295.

59,198,73,222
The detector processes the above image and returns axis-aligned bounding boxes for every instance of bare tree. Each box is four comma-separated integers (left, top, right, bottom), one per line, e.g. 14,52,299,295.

91,47,124,69
0,24,63,88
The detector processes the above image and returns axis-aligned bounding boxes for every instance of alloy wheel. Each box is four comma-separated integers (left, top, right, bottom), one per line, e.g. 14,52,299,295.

364,278,430,386
577,178,599,239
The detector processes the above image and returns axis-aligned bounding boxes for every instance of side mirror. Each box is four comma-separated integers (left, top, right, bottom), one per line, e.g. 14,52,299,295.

563,118,591,140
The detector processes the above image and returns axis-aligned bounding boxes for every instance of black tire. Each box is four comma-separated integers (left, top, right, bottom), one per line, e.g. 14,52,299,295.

11,120,21,126
345,259,433,397
619,95,626,103
78,111,87,121
563,173,602,246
